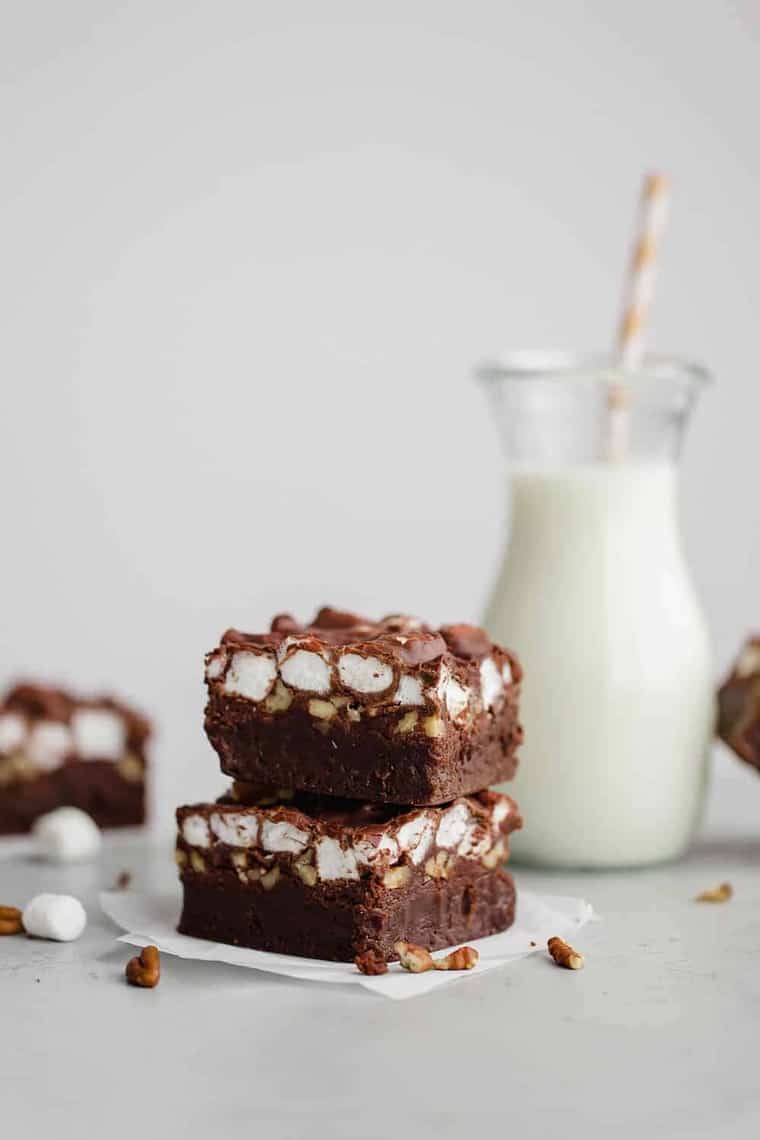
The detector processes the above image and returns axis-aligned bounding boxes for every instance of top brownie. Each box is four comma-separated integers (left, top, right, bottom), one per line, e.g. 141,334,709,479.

204,607,522,805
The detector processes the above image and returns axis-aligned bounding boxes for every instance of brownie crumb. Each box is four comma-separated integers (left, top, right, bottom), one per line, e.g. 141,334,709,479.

355,950,388,976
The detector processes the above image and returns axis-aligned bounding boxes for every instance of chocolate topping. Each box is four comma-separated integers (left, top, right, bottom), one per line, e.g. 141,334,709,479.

2,682,151,745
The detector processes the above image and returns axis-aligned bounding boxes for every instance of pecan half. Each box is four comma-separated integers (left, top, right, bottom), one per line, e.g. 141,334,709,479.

0,905,24,936
125,945,161,988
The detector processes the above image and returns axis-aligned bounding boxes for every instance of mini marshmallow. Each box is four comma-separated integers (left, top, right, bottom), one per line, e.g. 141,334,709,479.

32,807,102,863
352,832,399,867
260,818,309,854
501,661,513,685
436,803,471,849
393,674,424,706
397,814,435,865
458,821,492,858
205,650,227,681
223,651,277,702
23,894,87,942
316,837,359,881
0,712,25,753
441,673,470,721
279,648,332,694
182,814,211,847
479,657,504,710
209,810,260,847
491,799,511,828
337,653,394,694
71,708,126,760
25,721,72,771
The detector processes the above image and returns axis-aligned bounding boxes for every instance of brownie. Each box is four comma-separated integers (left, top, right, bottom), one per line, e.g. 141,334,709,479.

204,607,523,804
0,682,151,834
718,637,760,773
176,786,521,960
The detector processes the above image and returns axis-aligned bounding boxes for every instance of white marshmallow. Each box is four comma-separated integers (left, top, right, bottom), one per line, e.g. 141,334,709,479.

441,672,470,720
205,651,227,681
436,803,471,849
458,821,492,858
0,713,25,753
182,814,211,847
353,832,399,866
337,653,394,694
25,722,72,771
23,894,87,942
223,650,277,702
736,644,760,679
209,810,260,846
260,819,309,854
491,799,511,828
479,657,504,710
32,807,102,863
316,837,359,881
397,814,435,865
71,708,126,760
393,675,424,706
279,648,331,694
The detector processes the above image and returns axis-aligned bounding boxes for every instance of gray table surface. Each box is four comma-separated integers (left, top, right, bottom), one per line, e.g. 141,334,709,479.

2,752,759,1140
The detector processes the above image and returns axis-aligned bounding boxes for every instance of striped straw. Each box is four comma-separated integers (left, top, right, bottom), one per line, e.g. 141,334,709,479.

607,173,671,459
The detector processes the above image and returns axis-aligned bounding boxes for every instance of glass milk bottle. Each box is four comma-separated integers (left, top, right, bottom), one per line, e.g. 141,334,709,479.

478,353,715,868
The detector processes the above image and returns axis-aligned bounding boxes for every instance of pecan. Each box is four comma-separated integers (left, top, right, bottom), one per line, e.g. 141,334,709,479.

125,945,161,988
0,905,24,936
695,882,733,903
547,936,584,970
355,949,388,976
434,946,479,970
394,941,435,973
113,870,132,891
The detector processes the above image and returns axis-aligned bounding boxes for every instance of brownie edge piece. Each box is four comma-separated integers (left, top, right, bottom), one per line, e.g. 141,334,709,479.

204,607,523,804
176,788,521,961
718,637,760,772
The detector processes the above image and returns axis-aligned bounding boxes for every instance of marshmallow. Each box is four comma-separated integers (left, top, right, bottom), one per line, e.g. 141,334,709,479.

25,722,72,771
337,653,394,694
0,712,25,753
32,807,102,863
209,810,260,847
352,832,399,867
223,651,277,702
260,819,309,854
205,650,227,681
436,803,471,849
479,657,504,710
279,647,332,694
23,894,87,942
491,799,511,828
71,708,126,760
397,814,435,865
393,675,424,706
439,670,470,721
182,814,211,847
316,837,359,881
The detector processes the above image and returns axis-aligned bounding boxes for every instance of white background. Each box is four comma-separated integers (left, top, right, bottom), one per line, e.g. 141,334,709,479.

1,0,758,827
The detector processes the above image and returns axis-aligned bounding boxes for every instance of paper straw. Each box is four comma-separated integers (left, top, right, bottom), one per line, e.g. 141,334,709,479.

607,173,671,459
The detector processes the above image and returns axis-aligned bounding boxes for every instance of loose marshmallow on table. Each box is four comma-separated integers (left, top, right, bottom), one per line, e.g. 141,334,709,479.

23,894,87,941
32,806,102,863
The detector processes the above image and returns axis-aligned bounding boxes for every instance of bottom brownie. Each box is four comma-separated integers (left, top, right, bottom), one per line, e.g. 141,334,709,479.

179,863,516,962
176,788,520,960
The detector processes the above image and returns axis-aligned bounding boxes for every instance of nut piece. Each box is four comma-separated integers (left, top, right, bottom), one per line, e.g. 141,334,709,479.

174,848,187,868
395,941,435,973
308,698,337,721
395,710,418,735
260,866,281,890
382,866,411,889
113,870,132,891
547,936,584,970
695,881,733,903
265,680,293,713
424,850,451,879
482,840,507,869
355,949,388,976
295,862,318,886
0,905,24,936
422,715,445,738
189,851,206,873
126,945,161,988
117,754,144,784
434,946,479,971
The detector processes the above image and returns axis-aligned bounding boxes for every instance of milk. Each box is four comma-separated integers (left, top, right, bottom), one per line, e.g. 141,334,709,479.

486,462,715,868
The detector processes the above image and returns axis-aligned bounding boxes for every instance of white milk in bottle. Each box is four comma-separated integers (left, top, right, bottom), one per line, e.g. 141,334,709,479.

479,355,714,868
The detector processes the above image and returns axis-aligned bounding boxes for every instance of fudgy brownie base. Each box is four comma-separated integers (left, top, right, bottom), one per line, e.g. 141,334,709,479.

210,707,521,805
0,760,145,835
178,862,516,962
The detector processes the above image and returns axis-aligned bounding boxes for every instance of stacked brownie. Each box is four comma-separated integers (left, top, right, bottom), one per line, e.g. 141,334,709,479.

0,683,150,835
177,608,524,962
